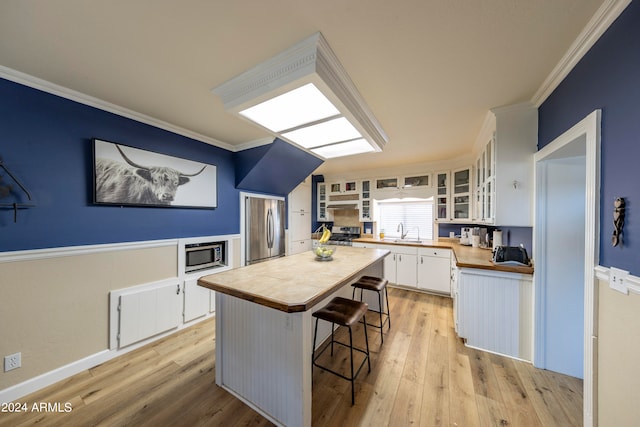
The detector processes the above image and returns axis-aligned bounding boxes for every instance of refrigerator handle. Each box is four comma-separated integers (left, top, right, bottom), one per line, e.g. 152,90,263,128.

267,208,273,249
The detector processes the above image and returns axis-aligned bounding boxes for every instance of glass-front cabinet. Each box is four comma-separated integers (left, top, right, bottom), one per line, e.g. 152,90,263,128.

375,177,398,190
474,136,495,223
436,171,449,221
329,180,358,195
317,182,329,221
452,167,471,220
402,174,430,188
435,167,471,222
359,179,372,221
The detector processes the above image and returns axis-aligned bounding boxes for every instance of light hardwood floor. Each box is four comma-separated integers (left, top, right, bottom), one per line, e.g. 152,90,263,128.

0,288,582,426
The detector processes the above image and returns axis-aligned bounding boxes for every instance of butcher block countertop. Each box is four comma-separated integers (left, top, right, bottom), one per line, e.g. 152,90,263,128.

353,237,534,275
198,247,390,313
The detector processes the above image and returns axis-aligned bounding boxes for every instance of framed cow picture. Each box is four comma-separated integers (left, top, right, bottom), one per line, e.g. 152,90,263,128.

92,139,217,208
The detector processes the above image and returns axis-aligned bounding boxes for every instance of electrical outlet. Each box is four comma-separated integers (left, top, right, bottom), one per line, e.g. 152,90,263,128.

4,352,21,372
609,267,629,294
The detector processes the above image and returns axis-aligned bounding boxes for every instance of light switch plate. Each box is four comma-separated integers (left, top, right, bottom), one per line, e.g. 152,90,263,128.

609,267,629,294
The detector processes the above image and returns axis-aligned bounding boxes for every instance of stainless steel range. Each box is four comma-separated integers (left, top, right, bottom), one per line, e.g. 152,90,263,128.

327,225,361,246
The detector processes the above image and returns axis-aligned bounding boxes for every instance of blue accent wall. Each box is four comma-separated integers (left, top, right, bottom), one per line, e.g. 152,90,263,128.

234,138,323,196
538,1,640,275
0,78,240,251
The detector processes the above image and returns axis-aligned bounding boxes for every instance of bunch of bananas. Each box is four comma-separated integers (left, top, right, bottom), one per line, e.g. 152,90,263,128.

318,225,332,244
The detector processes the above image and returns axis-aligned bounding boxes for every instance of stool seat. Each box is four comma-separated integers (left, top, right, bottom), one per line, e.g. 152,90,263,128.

352,276,389,292
313,297,368,327
351,275,391,343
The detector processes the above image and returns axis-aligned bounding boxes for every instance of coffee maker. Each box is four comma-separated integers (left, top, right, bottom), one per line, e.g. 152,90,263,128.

460,227,472,245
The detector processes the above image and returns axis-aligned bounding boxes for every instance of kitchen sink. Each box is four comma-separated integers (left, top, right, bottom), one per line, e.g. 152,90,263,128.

382,238,423,244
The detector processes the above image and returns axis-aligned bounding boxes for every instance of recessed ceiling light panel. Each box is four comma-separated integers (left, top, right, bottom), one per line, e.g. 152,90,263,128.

282,117,361,148
213,32,388,159
239,83,339,132
311,139,375,158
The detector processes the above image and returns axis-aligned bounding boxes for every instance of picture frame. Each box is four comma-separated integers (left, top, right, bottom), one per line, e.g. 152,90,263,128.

92,139,217,208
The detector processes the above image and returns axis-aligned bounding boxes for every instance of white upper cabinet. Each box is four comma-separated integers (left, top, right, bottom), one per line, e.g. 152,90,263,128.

328,180,358,195
359,179,373,222
289,177,312,213
288,178,313,255
475,103,537,226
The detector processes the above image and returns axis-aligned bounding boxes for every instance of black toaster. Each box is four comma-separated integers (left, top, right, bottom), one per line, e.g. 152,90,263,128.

492,245,530,266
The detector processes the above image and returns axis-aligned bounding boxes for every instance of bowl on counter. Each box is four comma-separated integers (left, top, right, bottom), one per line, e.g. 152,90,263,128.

313,244,337,261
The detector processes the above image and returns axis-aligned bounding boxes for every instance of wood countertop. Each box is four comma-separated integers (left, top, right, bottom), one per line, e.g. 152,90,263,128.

353,237,534,275
198,247,390,313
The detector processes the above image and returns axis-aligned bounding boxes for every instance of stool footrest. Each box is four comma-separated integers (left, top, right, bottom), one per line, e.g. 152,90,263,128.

312,339,369,383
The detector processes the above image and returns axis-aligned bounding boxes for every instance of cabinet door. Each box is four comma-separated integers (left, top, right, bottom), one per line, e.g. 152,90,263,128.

435,172,449,220
376,177,399,190
289,211,311,242
402,174,430,188
289,239,311,255
383,252,397,283
317,183,331,221
289,179,311,213
359,180,372,221
395,253,417,287
417,250,451,294
184,278,210,322
452,167,471,220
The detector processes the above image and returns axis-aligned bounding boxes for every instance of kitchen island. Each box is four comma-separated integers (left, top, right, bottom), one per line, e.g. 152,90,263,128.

198,246,389,427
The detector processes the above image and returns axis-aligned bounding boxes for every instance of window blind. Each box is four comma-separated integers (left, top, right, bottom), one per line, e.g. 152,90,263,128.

378,199,433,240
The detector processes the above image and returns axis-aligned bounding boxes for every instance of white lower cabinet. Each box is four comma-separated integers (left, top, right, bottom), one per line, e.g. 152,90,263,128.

184,277,212,322
289,239,312,255
354,243,453,293
394,250,418,287
417,248,451,295
370,244,417,287
457,268,533,361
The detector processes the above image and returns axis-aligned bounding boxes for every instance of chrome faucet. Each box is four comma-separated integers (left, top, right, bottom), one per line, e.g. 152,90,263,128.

397,222,408,239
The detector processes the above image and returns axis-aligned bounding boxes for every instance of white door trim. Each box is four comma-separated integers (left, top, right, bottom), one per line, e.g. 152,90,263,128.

533,109,601,427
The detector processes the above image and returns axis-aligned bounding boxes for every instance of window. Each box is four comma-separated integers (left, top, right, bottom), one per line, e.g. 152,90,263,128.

377,198,433,240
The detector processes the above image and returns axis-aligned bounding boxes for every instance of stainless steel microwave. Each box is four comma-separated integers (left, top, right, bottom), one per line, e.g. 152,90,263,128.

185,242,223,273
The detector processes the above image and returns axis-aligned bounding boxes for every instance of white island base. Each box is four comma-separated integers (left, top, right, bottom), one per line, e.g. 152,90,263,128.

199,247,388,426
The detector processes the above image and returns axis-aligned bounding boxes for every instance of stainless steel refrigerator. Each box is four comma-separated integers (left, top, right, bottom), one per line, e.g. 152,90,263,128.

245,196,286,265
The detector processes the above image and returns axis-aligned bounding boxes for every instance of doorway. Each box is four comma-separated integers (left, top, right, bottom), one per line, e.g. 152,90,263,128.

533,110,600,426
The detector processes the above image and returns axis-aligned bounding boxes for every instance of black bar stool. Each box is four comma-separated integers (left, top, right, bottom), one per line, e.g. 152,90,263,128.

351,275,391,343
312,296,371,405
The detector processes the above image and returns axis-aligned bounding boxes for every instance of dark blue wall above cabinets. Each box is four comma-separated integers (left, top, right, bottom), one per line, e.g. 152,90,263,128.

234,138,323,196
0,77,240,252
538,1,640,275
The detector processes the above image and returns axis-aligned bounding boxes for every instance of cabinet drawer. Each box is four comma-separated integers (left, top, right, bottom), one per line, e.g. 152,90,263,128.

418,248,450,258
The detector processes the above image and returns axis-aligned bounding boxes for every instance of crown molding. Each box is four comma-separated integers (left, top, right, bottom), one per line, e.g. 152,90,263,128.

531,0,632,107
0,65,236,152
234,137,276,151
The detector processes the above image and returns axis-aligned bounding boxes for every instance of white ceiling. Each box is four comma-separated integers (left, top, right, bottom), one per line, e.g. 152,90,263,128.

0,0,605,175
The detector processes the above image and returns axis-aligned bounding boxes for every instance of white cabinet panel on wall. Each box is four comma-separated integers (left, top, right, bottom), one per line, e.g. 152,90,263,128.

457,268,533,361
116,279,182,348
417,248,451,295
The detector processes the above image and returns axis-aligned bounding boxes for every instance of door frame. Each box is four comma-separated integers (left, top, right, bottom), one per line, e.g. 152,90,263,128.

533,109,601,427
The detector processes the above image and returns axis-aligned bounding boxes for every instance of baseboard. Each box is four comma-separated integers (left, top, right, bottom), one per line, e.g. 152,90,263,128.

0,313,214,404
